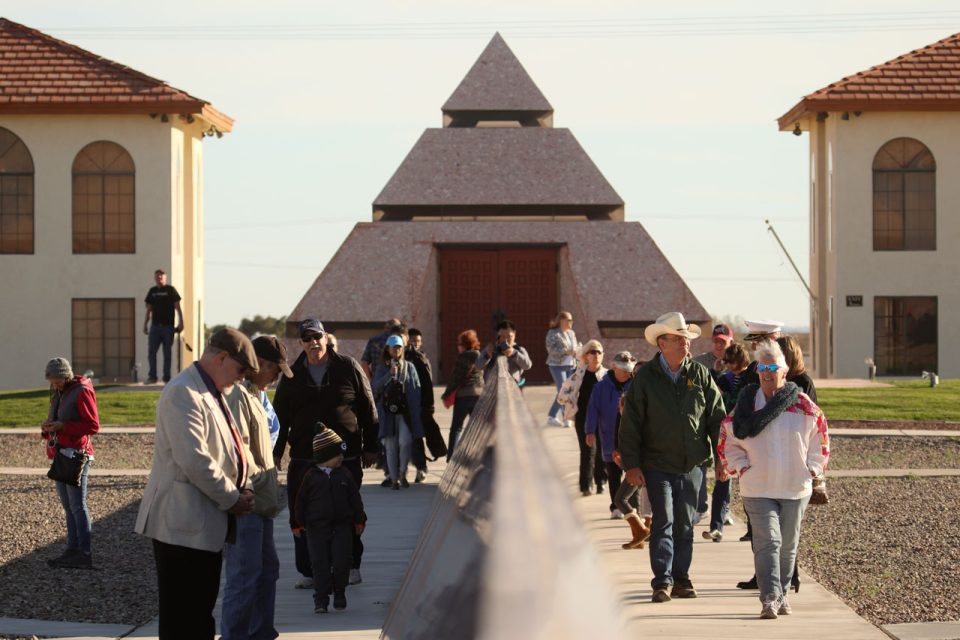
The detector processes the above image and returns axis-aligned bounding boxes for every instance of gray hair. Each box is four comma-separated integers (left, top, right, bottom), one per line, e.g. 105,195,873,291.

754,340,788,370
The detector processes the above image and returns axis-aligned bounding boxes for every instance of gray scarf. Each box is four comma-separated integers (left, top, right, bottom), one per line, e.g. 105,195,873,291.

732,382,799,439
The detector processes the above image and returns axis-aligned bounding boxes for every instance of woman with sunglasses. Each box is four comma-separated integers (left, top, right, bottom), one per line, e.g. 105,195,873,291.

718,340,829,620
557,340,608,496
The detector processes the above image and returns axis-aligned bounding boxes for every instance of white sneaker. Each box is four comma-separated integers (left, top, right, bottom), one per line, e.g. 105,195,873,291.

546,417,563,427
610,508,625,520
294,576,314,589
348,568,362,585
760,600,779,619
563,420,574,428
778,596,792,615
701,529,722,542
723,513,736,526
691,511,706,526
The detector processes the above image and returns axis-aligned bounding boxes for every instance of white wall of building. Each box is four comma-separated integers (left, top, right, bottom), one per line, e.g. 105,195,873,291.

0,113,206,390
815,111,960,377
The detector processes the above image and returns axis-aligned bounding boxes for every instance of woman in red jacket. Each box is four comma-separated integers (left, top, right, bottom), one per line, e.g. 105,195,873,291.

41,357,100,569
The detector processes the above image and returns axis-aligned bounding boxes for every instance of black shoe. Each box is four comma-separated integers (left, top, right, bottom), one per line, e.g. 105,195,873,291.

392,481,400,490
381,478,392,488
737,576,759,590
333,591,347,610
671,578,697,599
315,598,329,614
596,484,605,495
792,574,801,593
400,476,410,488
145,378,158,385
54,551,92,569
740,532,752,542
47,548,79,568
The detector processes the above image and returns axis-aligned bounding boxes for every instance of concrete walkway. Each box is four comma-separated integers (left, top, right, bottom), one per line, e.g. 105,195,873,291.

1,386,953,639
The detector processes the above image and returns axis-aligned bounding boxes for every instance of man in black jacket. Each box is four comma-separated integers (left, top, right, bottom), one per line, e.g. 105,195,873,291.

273,318,378,588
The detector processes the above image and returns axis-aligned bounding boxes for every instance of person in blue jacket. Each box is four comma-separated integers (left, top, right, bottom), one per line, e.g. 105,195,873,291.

585,351,638,517
372,335,424,489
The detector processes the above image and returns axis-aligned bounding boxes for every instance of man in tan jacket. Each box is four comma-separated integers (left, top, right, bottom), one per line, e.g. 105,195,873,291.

135,328,258,640
221,336,292,640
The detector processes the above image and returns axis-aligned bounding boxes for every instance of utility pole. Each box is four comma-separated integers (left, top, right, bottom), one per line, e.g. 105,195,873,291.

765,219,813,300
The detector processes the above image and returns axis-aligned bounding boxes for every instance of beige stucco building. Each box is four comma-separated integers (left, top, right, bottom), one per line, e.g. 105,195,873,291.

779,32,960,378
0,19,231,389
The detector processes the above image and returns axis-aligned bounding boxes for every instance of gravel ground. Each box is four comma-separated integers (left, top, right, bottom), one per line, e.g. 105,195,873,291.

0,434,155,469
829,435,960,470
832,419,960,430
0,476,156,626
728,477,960,626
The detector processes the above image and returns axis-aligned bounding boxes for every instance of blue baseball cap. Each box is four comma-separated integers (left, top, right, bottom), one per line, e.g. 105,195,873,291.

298,318,325,340
385,335,404,348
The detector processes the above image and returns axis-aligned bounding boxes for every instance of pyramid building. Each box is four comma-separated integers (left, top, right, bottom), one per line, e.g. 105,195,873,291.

289,34,707,382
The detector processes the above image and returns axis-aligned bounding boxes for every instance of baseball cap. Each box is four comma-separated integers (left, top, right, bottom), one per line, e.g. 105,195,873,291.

385,335,405,348
252,335,293,378
712,324,734,340
612,351,637,372
298,318,326,340
208,328,259,373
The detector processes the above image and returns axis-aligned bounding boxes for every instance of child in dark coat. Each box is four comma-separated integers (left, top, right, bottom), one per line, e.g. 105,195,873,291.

294,425,366,613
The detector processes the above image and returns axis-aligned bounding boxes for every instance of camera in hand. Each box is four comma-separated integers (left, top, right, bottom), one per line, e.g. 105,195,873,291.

495,342,511,355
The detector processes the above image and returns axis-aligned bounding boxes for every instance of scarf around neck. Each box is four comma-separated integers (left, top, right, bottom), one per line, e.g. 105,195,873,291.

732,381,799,439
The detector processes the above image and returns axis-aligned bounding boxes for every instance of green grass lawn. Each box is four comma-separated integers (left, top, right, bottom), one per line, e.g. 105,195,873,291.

817,379,960,421
0,386,161,428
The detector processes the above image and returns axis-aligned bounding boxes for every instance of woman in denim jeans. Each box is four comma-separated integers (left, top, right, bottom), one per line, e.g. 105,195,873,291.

41,357,100,569
544,311,580,427
441,330,483,460
718,341,829,620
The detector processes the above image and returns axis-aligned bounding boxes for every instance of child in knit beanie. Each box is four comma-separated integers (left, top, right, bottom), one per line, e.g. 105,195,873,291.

294,423,366,614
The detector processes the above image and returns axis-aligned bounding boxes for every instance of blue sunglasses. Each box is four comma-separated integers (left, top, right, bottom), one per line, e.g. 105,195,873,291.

756,364,781,373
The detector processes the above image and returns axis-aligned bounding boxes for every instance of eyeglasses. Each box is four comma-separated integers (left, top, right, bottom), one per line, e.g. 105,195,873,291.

301,334,324,343
756,364,781,373
587,350,603,355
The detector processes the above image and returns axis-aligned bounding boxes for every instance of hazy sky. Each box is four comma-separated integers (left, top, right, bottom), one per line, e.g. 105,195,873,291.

15,1,960,328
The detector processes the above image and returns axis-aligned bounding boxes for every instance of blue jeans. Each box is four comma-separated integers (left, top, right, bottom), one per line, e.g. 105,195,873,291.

709,479,731,532
148,324,175,382
221,514,280,640
448,394,479,460
644,466,702,588
547,364,574,420
54,459,91,553
742,495,810,604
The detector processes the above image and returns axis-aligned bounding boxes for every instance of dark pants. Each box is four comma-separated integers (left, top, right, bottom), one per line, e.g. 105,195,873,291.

305,523,353,606
448,395,479,460
288,458,364,577
644,466,702,588
412,437,427,471
605,462,623,512
153,539,222,640
697,463,709,513
709,479,731,532
148,324,175,382
574,419,606,493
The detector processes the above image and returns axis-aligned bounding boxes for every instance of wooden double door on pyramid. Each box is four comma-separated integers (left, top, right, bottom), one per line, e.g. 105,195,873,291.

439,247,558,384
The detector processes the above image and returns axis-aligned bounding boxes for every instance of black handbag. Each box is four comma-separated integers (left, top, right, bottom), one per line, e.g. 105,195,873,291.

47,449,88,487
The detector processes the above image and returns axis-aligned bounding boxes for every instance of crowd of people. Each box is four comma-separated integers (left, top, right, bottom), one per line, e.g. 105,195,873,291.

38,305,828,636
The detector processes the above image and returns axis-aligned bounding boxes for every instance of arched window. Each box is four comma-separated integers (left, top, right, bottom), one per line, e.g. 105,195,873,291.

0,127,35,254
73,141,135,253
873,138,935,251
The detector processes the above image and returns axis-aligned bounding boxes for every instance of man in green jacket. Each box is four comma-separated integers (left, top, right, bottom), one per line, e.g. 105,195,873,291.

620,312,726,604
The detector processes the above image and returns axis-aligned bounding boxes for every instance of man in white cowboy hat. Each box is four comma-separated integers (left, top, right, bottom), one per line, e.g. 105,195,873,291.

619,311,726,604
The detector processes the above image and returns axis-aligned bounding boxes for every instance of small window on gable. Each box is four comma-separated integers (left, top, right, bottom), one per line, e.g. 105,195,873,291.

873,138,935,251
73,141,135,254
0,127,35,254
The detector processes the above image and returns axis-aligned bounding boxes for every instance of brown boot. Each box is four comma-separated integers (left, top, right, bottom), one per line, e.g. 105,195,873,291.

623,513,649,549
642,517,653,543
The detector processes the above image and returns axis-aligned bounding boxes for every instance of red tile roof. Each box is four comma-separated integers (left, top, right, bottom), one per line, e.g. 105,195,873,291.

0,18,232,132
779,31,960,130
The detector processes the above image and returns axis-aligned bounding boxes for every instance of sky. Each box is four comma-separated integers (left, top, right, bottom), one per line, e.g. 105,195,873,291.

14,1,960,329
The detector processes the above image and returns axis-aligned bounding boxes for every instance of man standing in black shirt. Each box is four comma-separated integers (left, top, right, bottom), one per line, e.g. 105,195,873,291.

143,269,183,384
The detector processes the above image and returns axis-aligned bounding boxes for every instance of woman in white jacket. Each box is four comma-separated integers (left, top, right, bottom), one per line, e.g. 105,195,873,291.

557,340,608,496
718,341,829,621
